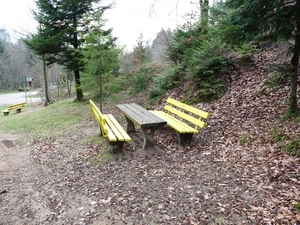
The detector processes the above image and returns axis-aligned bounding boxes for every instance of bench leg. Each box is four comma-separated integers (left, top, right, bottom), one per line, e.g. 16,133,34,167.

16,109,21,113
141,127,156,149
109,141,124,154
178,133,194,146
125,116,135,133
3,112,9,116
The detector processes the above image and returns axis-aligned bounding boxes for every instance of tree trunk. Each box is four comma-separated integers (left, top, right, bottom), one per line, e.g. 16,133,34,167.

73,22,84,101
74,69,83,100
289,13,300,113
200,0,209,25
43,57,51,105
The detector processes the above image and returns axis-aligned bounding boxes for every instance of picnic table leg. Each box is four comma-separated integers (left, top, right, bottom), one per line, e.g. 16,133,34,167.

125,116,136,133
109,141,125,154
178,133,194,146
141,127,156,149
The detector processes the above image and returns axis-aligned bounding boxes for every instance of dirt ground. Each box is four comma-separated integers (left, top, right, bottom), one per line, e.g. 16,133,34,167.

0,48,300,224
0,126,252,225
0,106,299,225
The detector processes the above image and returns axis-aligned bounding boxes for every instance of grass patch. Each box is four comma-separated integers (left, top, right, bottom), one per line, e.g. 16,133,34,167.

293,202,300,213
239,133,253,146
0,99,90,140
0,98,123,165
270,127,286,142
89,148,115,166
0,91,20,95
283,138,300,157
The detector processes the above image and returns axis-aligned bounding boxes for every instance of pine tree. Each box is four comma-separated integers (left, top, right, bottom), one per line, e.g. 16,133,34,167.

81,9,120,112
222,0,300,114
27,0,110,101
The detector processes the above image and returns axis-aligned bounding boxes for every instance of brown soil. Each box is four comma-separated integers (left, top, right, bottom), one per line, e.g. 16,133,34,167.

0,47,300,224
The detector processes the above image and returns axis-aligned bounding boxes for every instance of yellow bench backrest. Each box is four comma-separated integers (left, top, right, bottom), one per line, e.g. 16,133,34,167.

89,100,109,138
8,102,26,110
165,98,210,129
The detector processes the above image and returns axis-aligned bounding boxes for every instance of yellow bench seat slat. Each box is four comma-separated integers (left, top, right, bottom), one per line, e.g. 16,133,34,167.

150,110,199,134
105,114,132,142
104,115,124,141
104,123,118,142
89,100,131,153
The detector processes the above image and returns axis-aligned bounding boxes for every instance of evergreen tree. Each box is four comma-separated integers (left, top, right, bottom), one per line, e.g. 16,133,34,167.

81,9,120,112
221,0,300,113
27,0,110,101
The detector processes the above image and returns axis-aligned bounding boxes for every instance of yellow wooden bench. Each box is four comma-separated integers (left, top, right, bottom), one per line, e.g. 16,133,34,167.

89,100,131,154
2,102,26,116
150,98,210,146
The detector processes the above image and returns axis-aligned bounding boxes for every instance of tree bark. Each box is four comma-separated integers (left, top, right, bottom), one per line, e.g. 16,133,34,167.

73,21,84,101
43,57,51,105
289,7,300,113
74,69,83,100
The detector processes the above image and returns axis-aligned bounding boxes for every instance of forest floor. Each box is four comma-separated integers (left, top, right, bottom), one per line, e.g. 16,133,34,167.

0,46,300,225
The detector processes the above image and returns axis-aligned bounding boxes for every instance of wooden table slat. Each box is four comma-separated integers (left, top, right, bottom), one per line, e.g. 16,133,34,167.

116,103,166,128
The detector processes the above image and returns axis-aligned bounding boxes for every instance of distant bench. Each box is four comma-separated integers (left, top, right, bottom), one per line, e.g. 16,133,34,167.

150,98,210,146
2,102,26,116
89,100,131,154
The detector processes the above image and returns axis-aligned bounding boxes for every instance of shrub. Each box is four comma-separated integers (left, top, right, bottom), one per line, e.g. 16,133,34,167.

149,64,182,100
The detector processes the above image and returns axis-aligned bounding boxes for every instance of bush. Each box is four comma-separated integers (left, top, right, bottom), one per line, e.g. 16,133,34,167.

106,75,129,94
149,65,182,100
190,56,232,102
130,63,161,94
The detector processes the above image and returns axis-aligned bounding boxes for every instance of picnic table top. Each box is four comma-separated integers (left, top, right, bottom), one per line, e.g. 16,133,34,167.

116,103,166,128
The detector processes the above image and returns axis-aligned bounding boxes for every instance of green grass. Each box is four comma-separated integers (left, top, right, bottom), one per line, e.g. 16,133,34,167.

293,202,300,213
0,98,123,165
239,133,253,146
270,127,286,142
283,138,300,157
0,91,20,95
0,99,90,140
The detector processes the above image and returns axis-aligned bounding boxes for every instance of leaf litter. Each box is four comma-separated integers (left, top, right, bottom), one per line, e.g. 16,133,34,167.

0,46,299,224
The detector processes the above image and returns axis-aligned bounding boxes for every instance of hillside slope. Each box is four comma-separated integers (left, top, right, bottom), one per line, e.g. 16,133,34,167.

106,45,300,223
148,45,300,223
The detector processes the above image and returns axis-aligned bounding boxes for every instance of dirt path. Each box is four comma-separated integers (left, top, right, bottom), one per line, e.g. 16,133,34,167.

0,134,51,225
0,131,116,225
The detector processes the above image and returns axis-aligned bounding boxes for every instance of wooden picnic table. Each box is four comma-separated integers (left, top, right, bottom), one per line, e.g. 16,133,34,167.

116,103,167,149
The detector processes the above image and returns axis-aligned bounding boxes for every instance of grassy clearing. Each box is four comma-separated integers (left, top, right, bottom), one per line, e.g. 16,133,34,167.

0,91,20,95
0,99,90,140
